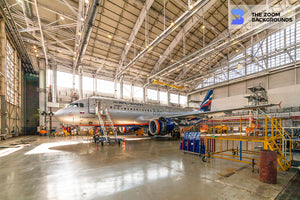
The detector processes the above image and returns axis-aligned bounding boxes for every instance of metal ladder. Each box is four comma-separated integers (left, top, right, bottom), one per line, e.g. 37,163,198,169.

96,102,118,141
96,101,108,140
104,106,118,140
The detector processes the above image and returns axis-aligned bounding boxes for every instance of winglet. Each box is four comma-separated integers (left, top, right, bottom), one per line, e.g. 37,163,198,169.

279,101,282,109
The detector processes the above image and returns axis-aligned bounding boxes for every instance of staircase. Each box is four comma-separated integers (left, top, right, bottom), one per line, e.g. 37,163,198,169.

96,102,118,141
264,116,291,171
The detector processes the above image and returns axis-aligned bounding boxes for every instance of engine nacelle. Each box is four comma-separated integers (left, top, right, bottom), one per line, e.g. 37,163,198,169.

148,117,175,136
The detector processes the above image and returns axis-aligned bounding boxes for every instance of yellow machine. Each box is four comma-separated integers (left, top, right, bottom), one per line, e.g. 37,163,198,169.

135,129,144,136
54,126,70,137
246,123,261,136
209,125,228,134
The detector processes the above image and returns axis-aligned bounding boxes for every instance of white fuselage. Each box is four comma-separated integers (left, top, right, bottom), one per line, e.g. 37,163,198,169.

54,97,195,127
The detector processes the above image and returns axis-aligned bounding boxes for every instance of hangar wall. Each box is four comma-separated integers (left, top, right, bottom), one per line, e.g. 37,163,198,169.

189,67,300,110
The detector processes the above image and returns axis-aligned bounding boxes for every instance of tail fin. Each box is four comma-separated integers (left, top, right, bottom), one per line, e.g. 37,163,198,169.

200,89,213,112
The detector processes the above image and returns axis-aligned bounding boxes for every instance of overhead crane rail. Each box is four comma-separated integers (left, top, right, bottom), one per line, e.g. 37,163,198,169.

152,80,184,90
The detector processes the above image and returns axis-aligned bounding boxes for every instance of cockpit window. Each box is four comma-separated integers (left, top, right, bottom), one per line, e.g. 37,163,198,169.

79,103,84,107
68,103,79,107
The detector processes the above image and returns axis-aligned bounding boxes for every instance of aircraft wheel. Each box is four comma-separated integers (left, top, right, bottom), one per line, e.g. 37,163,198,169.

118,141,121,146
202,156,208,162
101,142,104,146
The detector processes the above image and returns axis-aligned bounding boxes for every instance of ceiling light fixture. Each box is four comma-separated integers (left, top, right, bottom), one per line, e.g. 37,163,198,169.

33,45,36,49
201,25,205,29
78,32,82,36
126,42,129,45
171,22,175,26
85,0,89,4
60,16,65,20
235,49,239,53
80,17,84,21
36,54,39,57
108,34,112,39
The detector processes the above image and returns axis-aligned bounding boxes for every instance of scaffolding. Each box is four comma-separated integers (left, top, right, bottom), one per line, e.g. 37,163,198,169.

200,115,292,171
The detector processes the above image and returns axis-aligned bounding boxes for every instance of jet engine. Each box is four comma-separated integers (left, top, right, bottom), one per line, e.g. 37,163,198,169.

148,117,175,136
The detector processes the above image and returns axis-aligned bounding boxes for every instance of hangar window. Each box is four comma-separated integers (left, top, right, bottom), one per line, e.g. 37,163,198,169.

285,24,295,47
123,84,131,99
133,86,143,100
147,89,158,101
214,68,228,84
57,71,78,89
83,76,94,92
297,21,300,61
180,96,187,106
203,77,214,87
159,91,168,104
6,41,16,105
98,79,114,94
170,94,178,104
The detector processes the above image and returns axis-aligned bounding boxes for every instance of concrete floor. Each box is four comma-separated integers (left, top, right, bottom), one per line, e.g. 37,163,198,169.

0,136,298,200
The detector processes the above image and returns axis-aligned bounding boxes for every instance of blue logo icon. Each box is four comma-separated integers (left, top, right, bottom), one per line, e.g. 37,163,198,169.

232,9,244,25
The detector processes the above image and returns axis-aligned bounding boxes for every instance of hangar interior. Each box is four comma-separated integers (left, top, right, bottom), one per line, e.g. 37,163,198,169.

0,0,299,199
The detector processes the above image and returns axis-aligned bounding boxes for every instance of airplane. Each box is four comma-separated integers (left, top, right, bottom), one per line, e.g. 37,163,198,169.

54,89,278,138
54,90,213,138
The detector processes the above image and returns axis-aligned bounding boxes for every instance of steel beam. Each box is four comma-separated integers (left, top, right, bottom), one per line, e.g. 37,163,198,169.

34,0,48,66
149,1,298,84
74,0,101,71
150,0,217,75
116,0,210,78
116,0,154,77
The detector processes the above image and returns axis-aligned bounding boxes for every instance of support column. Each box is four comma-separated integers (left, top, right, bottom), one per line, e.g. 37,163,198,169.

143,86,147,103
131,82,134,101
114,80,117,98
0,19,6,135
167,90,170,106
178,93,180,107
120,75,124,99
157,88,160,104
187,94,190,107
78,65,83,99
52,65,57,103
93,75,97,96
72,67,76,92
39,59,47,128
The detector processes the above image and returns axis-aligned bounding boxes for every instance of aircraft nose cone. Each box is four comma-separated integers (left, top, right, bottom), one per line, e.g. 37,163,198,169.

54,109,64,120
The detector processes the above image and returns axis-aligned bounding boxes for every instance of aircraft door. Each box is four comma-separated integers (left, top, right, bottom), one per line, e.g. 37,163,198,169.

88,98,97,114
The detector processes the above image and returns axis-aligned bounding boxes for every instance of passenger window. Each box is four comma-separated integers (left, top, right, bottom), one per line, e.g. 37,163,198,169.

74,103,78,107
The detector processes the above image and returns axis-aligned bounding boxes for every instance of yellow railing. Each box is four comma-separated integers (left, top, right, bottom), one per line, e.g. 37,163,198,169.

265,116,291,171
199,115,292,171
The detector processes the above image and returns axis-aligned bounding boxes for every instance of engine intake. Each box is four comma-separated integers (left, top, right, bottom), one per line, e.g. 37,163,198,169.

149,117,175,136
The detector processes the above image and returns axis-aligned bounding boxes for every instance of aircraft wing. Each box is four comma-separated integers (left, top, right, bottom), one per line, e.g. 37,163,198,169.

167,103,279,119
